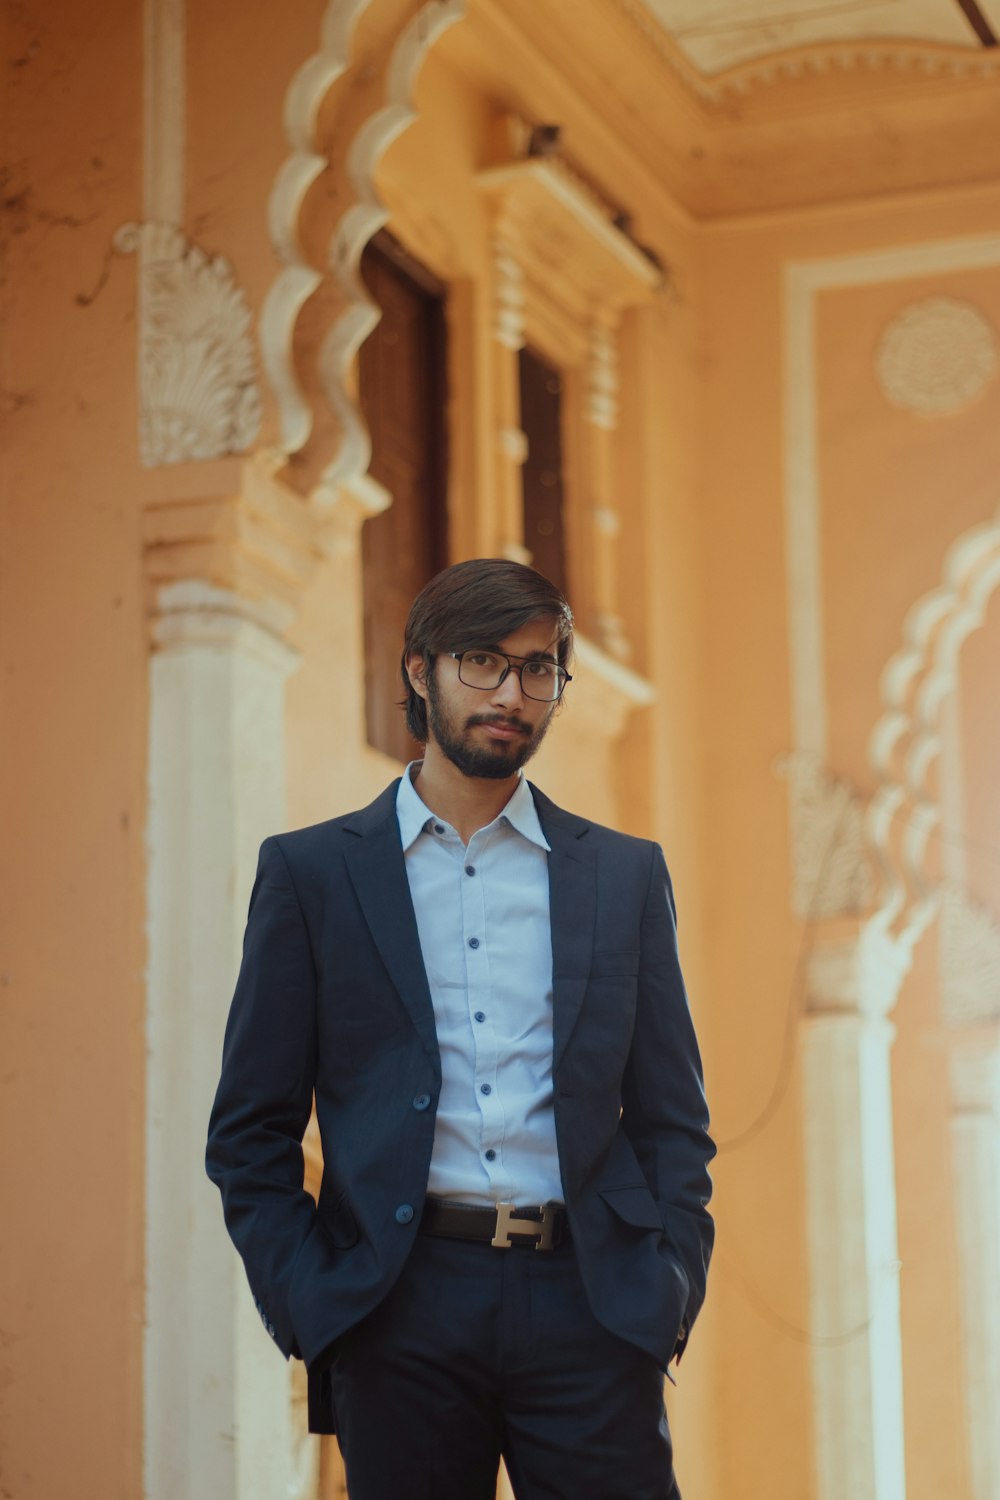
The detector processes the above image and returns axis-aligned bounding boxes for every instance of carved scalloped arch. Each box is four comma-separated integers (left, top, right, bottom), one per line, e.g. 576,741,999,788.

314,0,467,511
864,502,1000,955
259,0,466,509
261,0,377,457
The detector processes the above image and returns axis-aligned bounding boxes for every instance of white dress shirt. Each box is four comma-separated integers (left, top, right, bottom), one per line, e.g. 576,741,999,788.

396,764,563,1207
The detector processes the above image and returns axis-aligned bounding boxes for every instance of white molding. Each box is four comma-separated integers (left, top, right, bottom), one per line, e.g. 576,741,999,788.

315,0,467,507
116,223,262,467
143,0,185,226
607,2,1000,104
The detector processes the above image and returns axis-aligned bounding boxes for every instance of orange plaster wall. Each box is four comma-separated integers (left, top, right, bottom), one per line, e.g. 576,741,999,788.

1,2,147,1497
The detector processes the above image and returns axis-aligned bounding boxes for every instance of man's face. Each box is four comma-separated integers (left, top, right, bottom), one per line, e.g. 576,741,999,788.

415,618,563,780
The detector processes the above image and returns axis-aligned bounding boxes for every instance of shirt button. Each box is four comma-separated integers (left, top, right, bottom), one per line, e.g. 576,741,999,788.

394,1204,414,1225
412,1093,431,1111
465,865,476,876
480,1083,492,1095
474,1011,486,1023
468,937,480,949
434,824,445,835
485,1148,497,1162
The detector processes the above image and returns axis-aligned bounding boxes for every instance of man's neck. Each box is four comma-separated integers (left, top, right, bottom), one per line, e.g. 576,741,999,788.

412,745,521,845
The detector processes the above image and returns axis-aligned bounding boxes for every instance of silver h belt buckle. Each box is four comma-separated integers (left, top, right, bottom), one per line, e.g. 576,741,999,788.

491,1201,557,1251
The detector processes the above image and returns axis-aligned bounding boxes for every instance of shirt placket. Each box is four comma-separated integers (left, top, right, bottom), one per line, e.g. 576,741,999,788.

461,828,509,1199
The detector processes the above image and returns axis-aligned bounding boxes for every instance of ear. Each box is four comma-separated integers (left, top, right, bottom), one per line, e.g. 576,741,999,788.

405,651,429,701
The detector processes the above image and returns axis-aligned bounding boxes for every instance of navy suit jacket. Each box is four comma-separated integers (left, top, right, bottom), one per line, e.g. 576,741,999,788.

206,780,714,1434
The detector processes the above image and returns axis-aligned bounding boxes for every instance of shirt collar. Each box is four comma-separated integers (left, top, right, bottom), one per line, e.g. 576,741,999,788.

396,762,550,852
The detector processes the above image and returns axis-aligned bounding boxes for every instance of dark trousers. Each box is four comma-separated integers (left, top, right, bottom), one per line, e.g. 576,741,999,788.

329,1232,680,1500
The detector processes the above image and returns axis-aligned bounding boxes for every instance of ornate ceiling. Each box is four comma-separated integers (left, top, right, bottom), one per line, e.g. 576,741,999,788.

637,0,998,75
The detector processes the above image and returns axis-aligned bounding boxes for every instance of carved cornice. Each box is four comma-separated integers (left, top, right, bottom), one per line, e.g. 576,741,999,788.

143,453,333,613
149,579,300,674
776,753,874,922
478,157,660,318
116,223,261,467
805,925,909,1024
605,3,1000,107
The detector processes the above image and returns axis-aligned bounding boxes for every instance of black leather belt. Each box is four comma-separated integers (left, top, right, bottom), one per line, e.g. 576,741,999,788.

420,1198,569,1250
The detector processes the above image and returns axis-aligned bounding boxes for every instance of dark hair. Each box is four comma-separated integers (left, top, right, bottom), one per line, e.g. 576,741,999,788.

401,558,574,742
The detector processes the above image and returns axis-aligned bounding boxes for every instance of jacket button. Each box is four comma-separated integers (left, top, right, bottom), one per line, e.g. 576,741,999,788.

412,1093,431,1111
395,1204,414,1225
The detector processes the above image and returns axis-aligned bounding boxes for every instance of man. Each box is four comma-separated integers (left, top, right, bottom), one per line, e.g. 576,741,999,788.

207,557,714,1499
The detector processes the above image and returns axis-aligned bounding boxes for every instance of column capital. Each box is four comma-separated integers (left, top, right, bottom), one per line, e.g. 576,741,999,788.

143,453,334,630
806,921,910,1022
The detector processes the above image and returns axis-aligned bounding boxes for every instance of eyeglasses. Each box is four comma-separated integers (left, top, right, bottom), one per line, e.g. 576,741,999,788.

447,649,572,702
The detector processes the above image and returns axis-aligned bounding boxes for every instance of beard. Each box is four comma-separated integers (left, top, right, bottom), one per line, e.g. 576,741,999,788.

425,672,553,780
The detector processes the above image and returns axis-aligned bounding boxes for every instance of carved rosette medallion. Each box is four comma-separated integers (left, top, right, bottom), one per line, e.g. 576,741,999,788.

116,222,262,466
875,297,998,416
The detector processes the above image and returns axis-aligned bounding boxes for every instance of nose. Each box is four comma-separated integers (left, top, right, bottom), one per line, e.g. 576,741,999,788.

490,666,526,712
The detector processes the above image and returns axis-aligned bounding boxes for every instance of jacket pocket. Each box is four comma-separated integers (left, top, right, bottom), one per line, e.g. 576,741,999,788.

319,1189,360,1250
598,1182,664,1231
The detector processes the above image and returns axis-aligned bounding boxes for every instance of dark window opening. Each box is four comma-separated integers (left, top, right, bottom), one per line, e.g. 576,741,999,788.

518,345,567,595
359,231,448,764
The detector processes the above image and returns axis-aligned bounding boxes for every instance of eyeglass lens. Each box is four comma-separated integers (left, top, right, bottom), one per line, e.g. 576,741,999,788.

458,651,565,701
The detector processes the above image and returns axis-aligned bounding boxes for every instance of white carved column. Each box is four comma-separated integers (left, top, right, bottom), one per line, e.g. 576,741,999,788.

948,1041,1000,1500
940,887,1000,1500
801,928,909,1500
491,237,531,563
145,578,319,1500
142,458,329,1500
782,754,906,1500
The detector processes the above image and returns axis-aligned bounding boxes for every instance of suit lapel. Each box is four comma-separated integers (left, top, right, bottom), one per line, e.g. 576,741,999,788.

342,790,441,1079
531,786,596,1074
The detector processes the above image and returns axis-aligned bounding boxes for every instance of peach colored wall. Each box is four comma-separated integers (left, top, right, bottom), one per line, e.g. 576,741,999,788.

696,185,1000,1499
1,2,147,1497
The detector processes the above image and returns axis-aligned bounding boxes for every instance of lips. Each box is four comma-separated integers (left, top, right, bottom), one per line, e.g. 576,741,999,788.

472,718,528,741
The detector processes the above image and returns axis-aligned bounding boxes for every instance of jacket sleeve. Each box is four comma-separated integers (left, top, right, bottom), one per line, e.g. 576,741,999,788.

205,836,325,1360
621,842,715,1362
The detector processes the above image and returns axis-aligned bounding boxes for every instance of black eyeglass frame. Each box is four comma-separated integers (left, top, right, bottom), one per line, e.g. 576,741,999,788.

446,649,572,702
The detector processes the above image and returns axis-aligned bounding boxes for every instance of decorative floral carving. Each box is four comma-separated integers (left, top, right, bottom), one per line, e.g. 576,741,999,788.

777,753,874,920
875,297,998,417
116,222,261,466
587,324,619,430
939,886,1000,1026
493,238,525,351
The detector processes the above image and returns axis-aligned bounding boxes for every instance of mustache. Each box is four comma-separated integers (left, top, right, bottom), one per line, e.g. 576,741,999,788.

466,713,532,736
